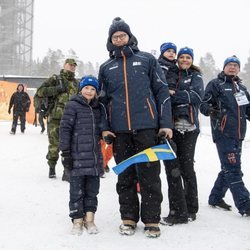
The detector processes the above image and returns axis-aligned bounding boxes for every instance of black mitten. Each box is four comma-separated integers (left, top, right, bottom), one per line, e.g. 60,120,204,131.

103,135,114,145
61,151,73,170
209,108,222,120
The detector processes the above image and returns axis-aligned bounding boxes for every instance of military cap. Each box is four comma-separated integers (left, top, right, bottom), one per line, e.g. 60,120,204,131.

65,58,77,66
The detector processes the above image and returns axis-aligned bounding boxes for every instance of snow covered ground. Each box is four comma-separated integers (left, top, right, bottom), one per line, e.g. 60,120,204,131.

0,121,250,250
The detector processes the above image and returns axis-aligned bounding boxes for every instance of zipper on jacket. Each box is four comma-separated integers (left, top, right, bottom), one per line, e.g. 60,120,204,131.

121,51,131,130
146,98,155,119
233,82,242,139
89,105,98,176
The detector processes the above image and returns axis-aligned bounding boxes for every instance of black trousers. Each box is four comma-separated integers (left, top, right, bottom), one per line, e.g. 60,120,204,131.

166,130,199,214
11,111,26,133
113,129,163,224
69,175,100,220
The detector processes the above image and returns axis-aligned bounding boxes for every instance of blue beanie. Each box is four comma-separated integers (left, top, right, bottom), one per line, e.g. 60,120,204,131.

177,47,194,60
223,55,240,69
160,42,177,54
79,75,100,92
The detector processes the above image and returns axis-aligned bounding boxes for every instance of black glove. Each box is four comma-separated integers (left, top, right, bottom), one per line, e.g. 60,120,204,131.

158,132,177,153
103,135,114,145
208,108,222,120
61,151,73,170
56,84,66,94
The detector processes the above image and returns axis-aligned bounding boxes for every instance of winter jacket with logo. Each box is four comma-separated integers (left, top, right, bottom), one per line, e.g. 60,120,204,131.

99,36,172,132
59,94,104,177
171,69,204,131
200,72,250,141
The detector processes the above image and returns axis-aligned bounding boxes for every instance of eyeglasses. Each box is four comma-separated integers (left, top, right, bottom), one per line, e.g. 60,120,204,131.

111,33,127,41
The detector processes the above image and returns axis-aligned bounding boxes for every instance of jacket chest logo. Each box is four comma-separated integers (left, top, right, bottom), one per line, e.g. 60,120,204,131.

133,61,142,66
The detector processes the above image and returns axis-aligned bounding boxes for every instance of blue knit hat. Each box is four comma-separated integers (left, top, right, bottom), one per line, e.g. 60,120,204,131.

223,55,240,69
177,47,194,60
160,42,177,54
79,75,100,92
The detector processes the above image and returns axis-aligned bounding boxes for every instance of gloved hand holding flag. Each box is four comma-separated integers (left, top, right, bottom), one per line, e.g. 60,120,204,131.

112,139,176,175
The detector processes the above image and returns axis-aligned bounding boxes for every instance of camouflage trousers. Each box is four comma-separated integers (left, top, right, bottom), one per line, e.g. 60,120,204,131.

46,118,60,167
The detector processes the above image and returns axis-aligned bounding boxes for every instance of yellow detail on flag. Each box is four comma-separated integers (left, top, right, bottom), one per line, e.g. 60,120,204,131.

144,148,158,161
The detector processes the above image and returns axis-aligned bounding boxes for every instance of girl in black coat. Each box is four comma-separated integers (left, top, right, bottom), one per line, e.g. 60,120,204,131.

59,76,103,235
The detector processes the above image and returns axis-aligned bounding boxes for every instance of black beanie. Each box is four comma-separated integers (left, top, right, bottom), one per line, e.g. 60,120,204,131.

108,17,132,40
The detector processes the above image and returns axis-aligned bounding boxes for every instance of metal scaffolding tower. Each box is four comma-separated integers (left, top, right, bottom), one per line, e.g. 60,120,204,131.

0,0,34,75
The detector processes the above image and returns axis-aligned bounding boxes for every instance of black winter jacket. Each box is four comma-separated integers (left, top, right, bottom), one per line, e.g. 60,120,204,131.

171,69,204,131
200,72,250,141
158,55,179,90
9,84,31,113
59,94,104,177
99,36,172,132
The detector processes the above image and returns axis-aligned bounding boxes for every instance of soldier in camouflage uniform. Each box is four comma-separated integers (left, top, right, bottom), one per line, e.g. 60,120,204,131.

36,58,79,180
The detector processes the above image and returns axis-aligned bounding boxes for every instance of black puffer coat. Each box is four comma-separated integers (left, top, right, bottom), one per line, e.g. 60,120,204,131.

59,94,104,177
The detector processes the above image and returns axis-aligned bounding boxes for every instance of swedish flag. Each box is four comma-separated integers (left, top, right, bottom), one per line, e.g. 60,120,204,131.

112,141,176,175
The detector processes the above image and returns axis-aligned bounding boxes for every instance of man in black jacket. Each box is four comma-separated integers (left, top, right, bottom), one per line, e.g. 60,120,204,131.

8,84,31,134
99,17,172,238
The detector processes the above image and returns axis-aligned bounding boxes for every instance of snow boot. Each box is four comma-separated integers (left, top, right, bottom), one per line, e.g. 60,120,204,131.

71,218,83,235
119,220,137,236
41,127,45,134
84,212,99,234
209,199,232,211
144,223,161,238
160,215,188,226
188,213,196,222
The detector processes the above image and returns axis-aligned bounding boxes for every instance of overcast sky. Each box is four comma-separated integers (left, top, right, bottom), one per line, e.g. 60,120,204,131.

33,0,250,69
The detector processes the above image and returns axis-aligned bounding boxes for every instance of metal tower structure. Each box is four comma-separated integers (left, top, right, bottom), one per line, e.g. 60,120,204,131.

0,0,34,75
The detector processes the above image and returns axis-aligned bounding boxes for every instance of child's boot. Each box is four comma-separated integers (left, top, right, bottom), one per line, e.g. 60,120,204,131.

84,212,99,234
71,218,83,235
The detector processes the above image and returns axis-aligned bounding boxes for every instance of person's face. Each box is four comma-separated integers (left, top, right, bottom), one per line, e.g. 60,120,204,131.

163,49,176,61
111,31,129,47
177,54,193,70
81,85,97,102
223,62,240,76
17,85,23,92
64,63,77,73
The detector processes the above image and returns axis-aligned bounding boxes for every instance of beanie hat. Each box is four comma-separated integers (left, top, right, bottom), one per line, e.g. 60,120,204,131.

160,42,177,54
177,47,194,60
79,75,99,92
223,55,240,69
108,17,132,40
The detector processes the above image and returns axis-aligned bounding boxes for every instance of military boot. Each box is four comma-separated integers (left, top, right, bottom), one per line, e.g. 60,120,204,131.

48,161,56,178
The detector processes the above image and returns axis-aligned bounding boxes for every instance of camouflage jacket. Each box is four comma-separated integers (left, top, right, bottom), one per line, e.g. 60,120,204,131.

36,69,79,120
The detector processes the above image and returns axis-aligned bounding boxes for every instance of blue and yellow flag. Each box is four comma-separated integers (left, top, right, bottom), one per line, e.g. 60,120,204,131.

112,141,176,175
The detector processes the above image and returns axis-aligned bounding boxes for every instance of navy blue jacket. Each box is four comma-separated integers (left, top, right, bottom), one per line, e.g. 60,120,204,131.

99,36,172,132
200,72,250,141
59,94,104,177
171,69,204,131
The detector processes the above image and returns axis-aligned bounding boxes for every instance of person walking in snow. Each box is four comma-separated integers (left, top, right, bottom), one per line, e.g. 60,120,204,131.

59,76,104,235
99,17,172,238
200,56,250,216
158,43,189,225
8,83,31,134
166,47,204,223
